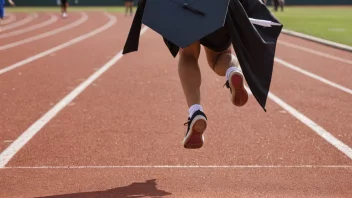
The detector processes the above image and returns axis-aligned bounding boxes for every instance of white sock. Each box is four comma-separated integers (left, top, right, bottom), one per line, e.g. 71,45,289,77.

188,104,203,118
226,66,240,81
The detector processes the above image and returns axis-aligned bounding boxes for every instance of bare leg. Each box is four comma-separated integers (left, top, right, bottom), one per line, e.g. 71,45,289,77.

204,46,248,106
178,42,201,108
280,1,284,11
204,46,238,76
125,3,128,16
61,3,68,17
61,3,66,13
178,41,207,149
130,3,133,16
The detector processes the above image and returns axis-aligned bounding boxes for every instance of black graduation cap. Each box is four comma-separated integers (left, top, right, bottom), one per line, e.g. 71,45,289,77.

141,0,230,48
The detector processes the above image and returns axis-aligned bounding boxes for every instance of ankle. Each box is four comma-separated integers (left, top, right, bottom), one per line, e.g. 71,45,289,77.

188,104,203,118
225,66,240,81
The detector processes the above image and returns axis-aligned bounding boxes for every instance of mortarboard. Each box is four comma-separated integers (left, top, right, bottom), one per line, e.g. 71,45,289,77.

141,0,230,49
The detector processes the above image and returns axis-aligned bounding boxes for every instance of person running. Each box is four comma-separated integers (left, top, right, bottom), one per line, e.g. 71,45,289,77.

0,0,15,32
124,0,134,16
177,27,249,149
60,0,69,18
122,0,282,149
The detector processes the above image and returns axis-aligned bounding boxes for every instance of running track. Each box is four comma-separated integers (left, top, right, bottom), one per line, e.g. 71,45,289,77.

0,11,351,198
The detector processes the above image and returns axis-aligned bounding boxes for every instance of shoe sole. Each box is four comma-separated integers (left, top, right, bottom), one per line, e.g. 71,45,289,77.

183,116,207,149
229,71,248,107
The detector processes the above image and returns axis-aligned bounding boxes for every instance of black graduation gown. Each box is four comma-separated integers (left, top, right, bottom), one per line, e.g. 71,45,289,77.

122,0,283,112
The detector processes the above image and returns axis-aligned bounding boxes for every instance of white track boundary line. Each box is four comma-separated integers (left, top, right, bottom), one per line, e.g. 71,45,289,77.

241,58,351,160
0,12,88,51
275,58,352,95
243,85,352,160
282,29,352,52
0,13,58,39
268,91,352,160
0,13,104,75
278,40,352,65
0,25,149,168
1,13,38,31
2,14,16,25
2,165,352,169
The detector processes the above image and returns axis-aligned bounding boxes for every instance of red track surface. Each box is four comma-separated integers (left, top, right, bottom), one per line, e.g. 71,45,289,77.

0,13,53,44
0,11,351,197
1,12,26,27
0,12,32,32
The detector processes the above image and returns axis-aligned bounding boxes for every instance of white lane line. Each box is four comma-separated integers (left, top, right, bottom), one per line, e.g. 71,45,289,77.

0,14,58,39
238,58,351,160
243,83,352,160
238,53,352,160
278,40,352,65
0,24,149,168
1,14,16,25
268,91,352,160
275,58,352,95
2,165,352,169
0,12,88,51
1,13,38,32
0,13,104,75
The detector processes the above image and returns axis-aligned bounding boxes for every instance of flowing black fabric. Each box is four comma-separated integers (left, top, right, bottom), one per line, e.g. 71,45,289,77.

122,0,283,112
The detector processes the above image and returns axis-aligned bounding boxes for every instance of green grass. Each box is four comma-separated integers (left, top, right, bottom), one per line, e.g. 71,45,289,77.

271,6,352,46
5,6,352,46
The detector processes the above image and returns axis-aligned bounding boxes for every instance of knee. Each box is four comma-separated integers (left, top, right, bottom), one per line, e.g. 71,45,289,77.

209,52,233,75
179,48,200,63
